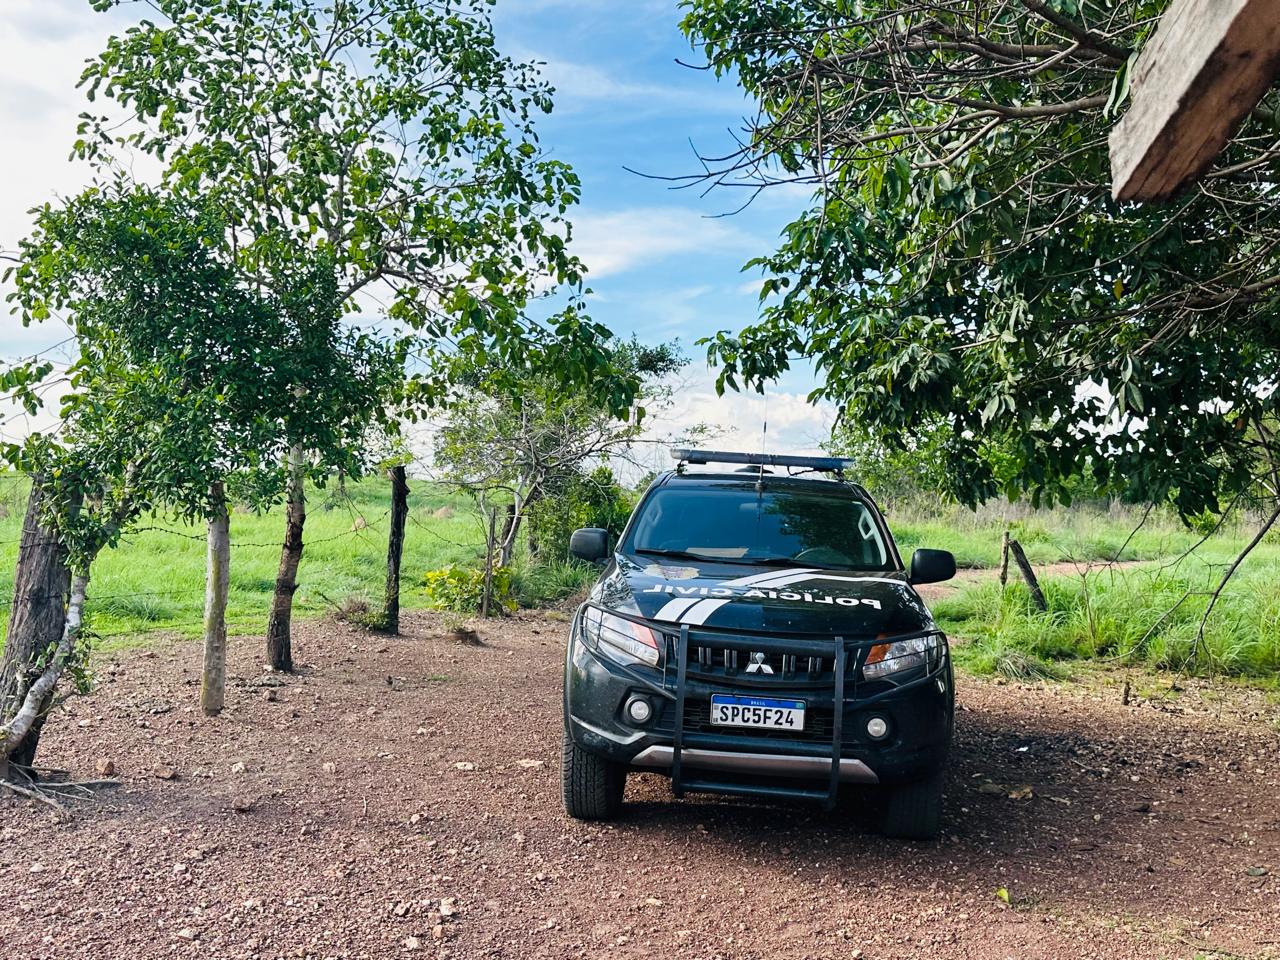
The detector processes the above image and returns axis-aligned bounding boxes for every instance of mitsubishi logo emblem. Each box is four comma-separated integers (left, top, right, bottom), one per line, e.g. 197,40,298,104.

745,651,774,675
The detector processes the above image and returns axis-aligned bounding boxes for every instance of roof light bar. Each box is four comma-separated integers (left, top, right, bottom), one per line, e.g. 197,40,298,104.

670,448,855,473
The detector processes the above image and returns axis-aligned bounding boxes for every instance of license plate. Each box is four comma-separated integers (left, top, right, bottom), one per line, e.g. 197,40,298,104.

709,694,805,730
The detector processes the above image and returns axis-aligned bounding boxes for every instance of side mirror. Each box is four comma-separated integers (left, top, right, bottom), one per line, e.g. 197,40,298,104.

569,527,610,564
909,548,956,585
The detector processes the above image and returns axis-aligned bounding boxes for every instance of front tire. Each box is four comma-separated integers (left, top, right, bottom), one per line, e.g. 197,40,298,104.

881,767,945,840
561,729,625,820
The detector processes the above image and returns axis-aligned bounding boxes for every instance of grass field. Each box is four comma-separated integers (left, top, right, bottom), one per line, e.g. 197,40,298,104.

934,548,1280,682
0,474,488,651
887,501,1279,681
888,504,1207,568
920,513,1280,681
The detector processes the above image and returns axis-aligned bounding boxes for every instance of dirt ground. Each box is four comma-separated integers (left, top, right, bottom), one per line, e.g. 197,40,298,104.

2,610,1279,960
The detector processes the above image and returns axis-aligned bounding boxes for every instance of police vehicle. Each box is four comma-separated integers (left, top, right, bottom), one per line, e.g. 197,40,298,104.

561,449,957,839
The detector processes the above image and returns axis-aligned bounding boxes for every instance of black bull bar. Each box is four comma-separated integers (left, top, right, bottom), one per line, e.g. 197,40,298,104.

666,624,945,811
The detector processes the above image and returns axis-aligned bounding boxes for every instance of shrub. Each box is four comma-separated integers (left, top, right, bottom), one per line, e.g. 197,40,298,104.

91,592,178,623
334,594,371,620
510,558,596,608
954,635,1067,681
526,466,633,561
422,564,515,614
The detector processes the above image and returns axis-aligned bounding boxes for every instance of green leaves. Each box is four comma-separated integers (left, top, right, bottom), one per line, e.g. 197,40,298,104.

78,0,628,415
682,0,1280,518
1104,52,1139,119
8,184,399,562
0,362,55,415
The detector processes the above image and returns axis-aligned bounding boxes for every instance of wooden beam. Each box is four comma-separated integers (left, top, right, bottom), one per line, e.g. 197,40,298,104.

1109,0,1280,202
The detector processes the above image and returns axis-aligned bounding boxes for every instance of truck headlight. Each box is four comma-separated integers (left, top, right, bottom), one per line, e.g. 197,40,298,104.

580,606,662,667
863,633,941,681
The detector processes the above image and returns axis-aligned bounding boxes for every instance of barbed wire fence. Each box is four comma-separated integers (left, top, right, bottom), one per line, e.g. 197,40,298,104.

0,472,491,638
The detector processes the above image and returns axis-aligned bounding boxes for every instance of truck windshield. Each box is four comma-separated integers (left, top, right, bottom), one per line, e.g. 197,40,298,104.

622,485,892,571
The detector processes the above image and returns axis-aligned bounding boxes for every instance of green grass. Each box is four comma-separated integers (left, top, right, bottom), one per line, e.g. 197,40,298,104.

936,543,1280,680
0,474,488,652
890,506,1206,569
509,556,596,609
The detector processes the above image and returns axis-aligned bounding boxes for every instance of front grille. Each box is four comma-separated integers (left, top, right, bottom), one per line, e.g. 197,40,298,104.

682,700,835,743
684,642,849,683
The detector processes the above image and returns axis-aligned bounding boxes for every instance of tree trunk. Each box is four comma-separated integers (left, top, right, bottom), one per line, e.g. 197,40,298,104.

266,445,306,670
0,479,71,777
381,465,409,635
201,482,231,716
1,571,89,780
498,487,540,568
498,499,518,568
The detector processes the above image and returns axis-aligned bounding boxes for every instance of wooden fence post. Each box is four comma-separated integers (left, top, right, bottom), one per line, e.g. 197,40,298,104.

382,465,409,635
481,507,497,619
999,530,1011,587
1008,538,1048,612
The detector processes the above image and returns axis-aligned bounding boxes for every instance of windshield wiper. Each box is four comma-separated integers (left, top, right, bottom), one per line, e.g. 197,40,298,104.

634,549,845,571
735,556,843,570
633,548,716,563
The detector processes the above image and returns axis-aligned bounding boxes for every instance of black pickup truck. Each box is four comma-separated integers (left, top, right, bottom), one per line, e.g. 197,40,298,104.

560,449,957,839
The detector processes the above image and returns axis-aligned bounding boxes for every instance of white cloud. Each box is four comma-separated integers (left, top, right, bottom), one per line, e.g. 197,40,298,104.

622,363,836,481
572,206,755,279
0,3,122,238
533,56,747,115
0,1,146,358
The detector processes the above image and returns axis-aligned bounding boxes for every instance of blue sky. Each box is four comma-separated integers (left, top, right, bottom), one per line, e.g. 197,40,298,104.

486,1,834,457
0,0,833,454
489,1,817,391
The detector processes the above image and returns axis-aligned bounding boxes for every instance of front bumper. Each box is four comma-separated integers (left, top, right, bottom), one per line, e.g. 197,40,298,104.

564,612,954,808
629,745,879,784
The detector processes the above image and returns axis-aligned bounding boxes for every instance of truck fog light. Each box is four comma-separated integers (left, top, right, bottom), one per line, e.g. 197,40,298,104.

626,697,653,724
865,716,888,740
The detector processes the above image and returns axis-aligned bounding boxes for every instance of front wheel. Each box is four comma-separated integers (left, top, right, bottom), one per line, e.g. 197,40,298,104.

561,729,625,821
881,767,945,840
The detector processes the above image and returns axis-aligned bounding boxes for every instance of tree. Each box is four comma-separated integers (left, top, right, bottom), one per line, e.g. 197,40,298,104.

1,185,393,776
526,465,633,561
679,0,1280,520
433,341,689,567
6,185,300,731
78,0,637,413
825,420,955,510
78,0,642,666
254,268,400,672
0,481,73,780
265,446,307,672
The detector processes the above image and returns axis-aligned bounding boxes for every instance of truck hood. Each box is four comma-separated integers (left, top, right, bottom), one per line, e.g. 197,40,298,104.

589,553,935,637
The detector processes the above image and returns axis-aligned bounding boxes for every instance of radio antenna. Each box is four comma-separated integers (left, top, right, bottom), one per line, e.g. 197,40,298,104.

761,386,769,455
758,387,769,489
